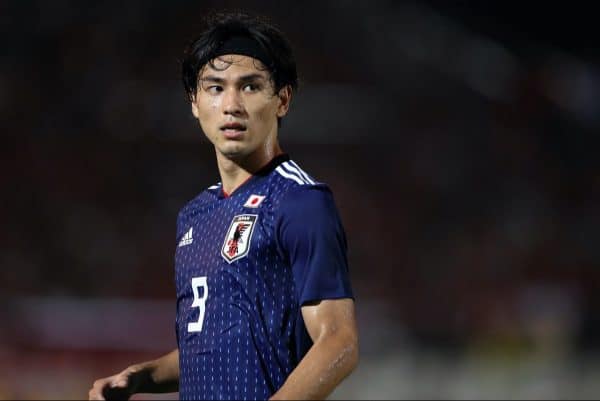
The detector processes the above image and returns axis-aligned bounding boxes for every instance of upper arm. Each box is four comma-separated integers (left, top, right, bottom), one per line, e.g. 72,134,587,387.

278,185,356,359
301,298,358,344
277,186,354,306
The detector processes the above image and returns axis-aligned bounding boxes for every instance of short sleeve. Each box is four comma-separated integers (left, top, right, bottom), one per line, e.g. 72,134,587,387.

277,185,354,306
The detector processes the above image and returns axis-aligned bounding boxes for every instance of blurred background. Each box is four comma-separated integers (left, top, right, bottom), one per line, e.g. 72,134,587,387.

1,1,599,399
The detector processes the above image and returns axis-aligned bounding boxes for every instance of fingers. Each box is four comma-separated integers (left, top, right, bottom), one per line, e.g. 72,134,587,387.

110,372,129,389
89,373,129,401
88,378,108,400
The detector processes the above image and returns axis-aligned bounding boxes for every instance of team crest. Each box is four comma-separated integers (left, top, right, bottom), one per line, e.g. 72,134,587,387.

221,214,258,263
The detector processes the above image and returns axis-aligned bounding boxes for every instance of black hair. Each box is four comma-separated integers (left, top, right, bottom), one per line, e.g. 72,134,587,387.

181,12,298,102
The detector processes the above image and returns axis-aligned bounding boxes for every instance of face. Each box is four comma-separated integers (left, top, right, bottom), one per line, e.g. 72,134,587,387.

191,54,291,161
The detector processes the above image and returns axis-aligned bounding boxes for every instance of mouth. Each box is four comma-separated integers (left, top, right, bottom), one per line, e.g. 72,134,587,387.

220,122,247,139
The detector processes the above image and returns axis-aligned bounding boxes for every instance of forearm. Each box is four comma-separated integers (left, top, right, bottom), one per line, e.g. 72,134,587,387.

133,349,180,393
270,332,358,400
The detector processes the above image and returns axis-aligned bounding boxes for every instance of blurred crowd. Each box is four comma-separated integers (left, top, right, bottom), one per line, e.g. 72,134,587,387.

1,1,599,398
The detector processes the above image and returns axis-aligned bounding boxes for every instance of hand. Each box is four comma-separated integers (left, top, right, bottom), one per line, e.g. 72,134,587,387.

88,365,148,400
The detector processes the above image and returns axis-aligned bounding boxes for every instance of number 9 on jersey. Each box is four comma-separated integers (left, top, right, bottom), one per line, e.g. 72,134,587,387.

188,276,208,333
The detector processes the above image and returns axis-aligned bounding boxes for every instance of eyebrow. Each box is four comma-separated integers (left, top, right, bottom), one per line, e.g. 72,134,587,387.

200,73,267,84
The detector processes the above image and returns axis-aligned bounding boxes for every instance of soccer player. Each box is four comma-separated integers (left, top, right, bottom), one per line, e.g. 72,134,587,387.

89,12,358,401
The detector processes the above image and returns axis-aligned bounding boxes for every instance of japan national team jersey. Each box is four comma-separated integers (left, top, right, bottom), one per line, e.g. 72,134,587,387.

174,154,354,400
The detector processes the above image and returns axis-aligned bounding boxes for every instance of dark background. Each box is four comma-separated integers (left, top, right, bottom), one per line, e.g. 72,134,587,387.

1,1,599,399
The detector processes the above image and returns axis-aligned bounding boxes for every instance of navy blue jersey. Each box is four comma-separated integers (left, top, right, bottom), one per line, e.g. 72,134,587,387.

174,154,353,400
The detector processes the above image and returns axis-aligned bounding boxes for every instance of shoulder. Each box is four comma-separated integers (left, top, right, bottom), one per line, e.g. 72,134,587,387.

271,168,340,226
269,159,335,212
272,159,320,187
280,184,336,215
273,167,348,256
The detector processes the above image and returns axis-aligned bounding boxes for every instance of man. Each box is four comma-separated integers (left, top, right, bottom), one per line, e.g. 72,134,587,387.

89,12,358,400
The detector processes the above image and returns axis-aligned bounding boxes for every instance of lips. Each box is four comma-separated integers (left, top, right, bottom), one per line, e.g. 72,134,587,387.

220,122,247,139
220,122,247,131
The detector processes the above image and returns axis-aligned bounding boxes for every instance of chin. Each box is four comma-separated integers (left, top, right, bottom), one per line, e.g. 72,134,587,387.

219,144,250,160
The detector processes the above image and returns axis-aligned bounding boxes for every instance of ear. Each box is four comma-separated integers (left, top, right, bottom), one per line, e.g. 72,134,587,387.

191,98,199,118
276,86,292,118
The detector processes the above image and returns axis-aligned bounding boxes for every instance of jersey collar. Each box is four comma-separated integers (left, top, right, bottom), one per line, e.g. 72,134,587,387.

254,153,290,177
219,153,290,198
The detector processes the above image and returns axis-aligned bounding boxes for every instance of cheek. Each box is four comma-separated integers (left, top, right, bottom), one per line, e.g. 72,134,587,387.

208,96,221,109
196,99,221,123
251,100,279,123
203,97,220,113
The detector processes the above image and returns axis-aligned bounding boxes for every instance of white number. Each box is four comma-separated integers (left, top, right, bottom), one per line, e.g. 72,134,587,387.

188,276,208,332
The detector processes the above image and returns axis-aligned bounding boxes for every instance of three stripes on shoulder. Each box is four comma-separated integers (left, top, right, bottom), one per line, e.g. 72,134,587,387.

206,160,317,189
275,160,316,185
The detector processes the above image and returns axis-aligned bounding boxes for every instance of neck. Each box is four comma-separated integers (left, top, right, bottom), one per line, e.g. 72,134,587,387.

216,142,283,195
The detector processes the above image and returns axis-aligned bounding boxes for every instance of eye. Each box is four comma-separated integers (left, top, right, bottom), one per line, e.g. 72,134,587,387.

242,83,259,92
207,85,223,94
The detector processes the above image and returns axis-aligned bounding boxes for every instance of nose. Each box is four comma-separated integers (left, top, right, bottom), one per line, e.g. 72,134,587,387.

222,88,245,116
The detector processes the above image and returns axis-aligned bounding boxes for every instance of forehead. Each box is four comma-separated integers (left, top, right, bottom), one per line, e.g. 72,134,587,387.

199,54,270,79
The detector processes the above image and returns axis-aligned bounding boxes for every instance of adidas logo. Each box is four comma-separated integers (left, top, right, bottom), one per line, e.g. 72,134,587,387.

178,227,193,247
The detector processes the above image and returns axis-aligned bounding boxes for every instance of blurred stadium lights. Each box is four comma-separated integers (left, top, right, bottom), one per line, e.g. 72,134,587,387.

363,3,521,102
363,2,599,129
540,55,600,129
